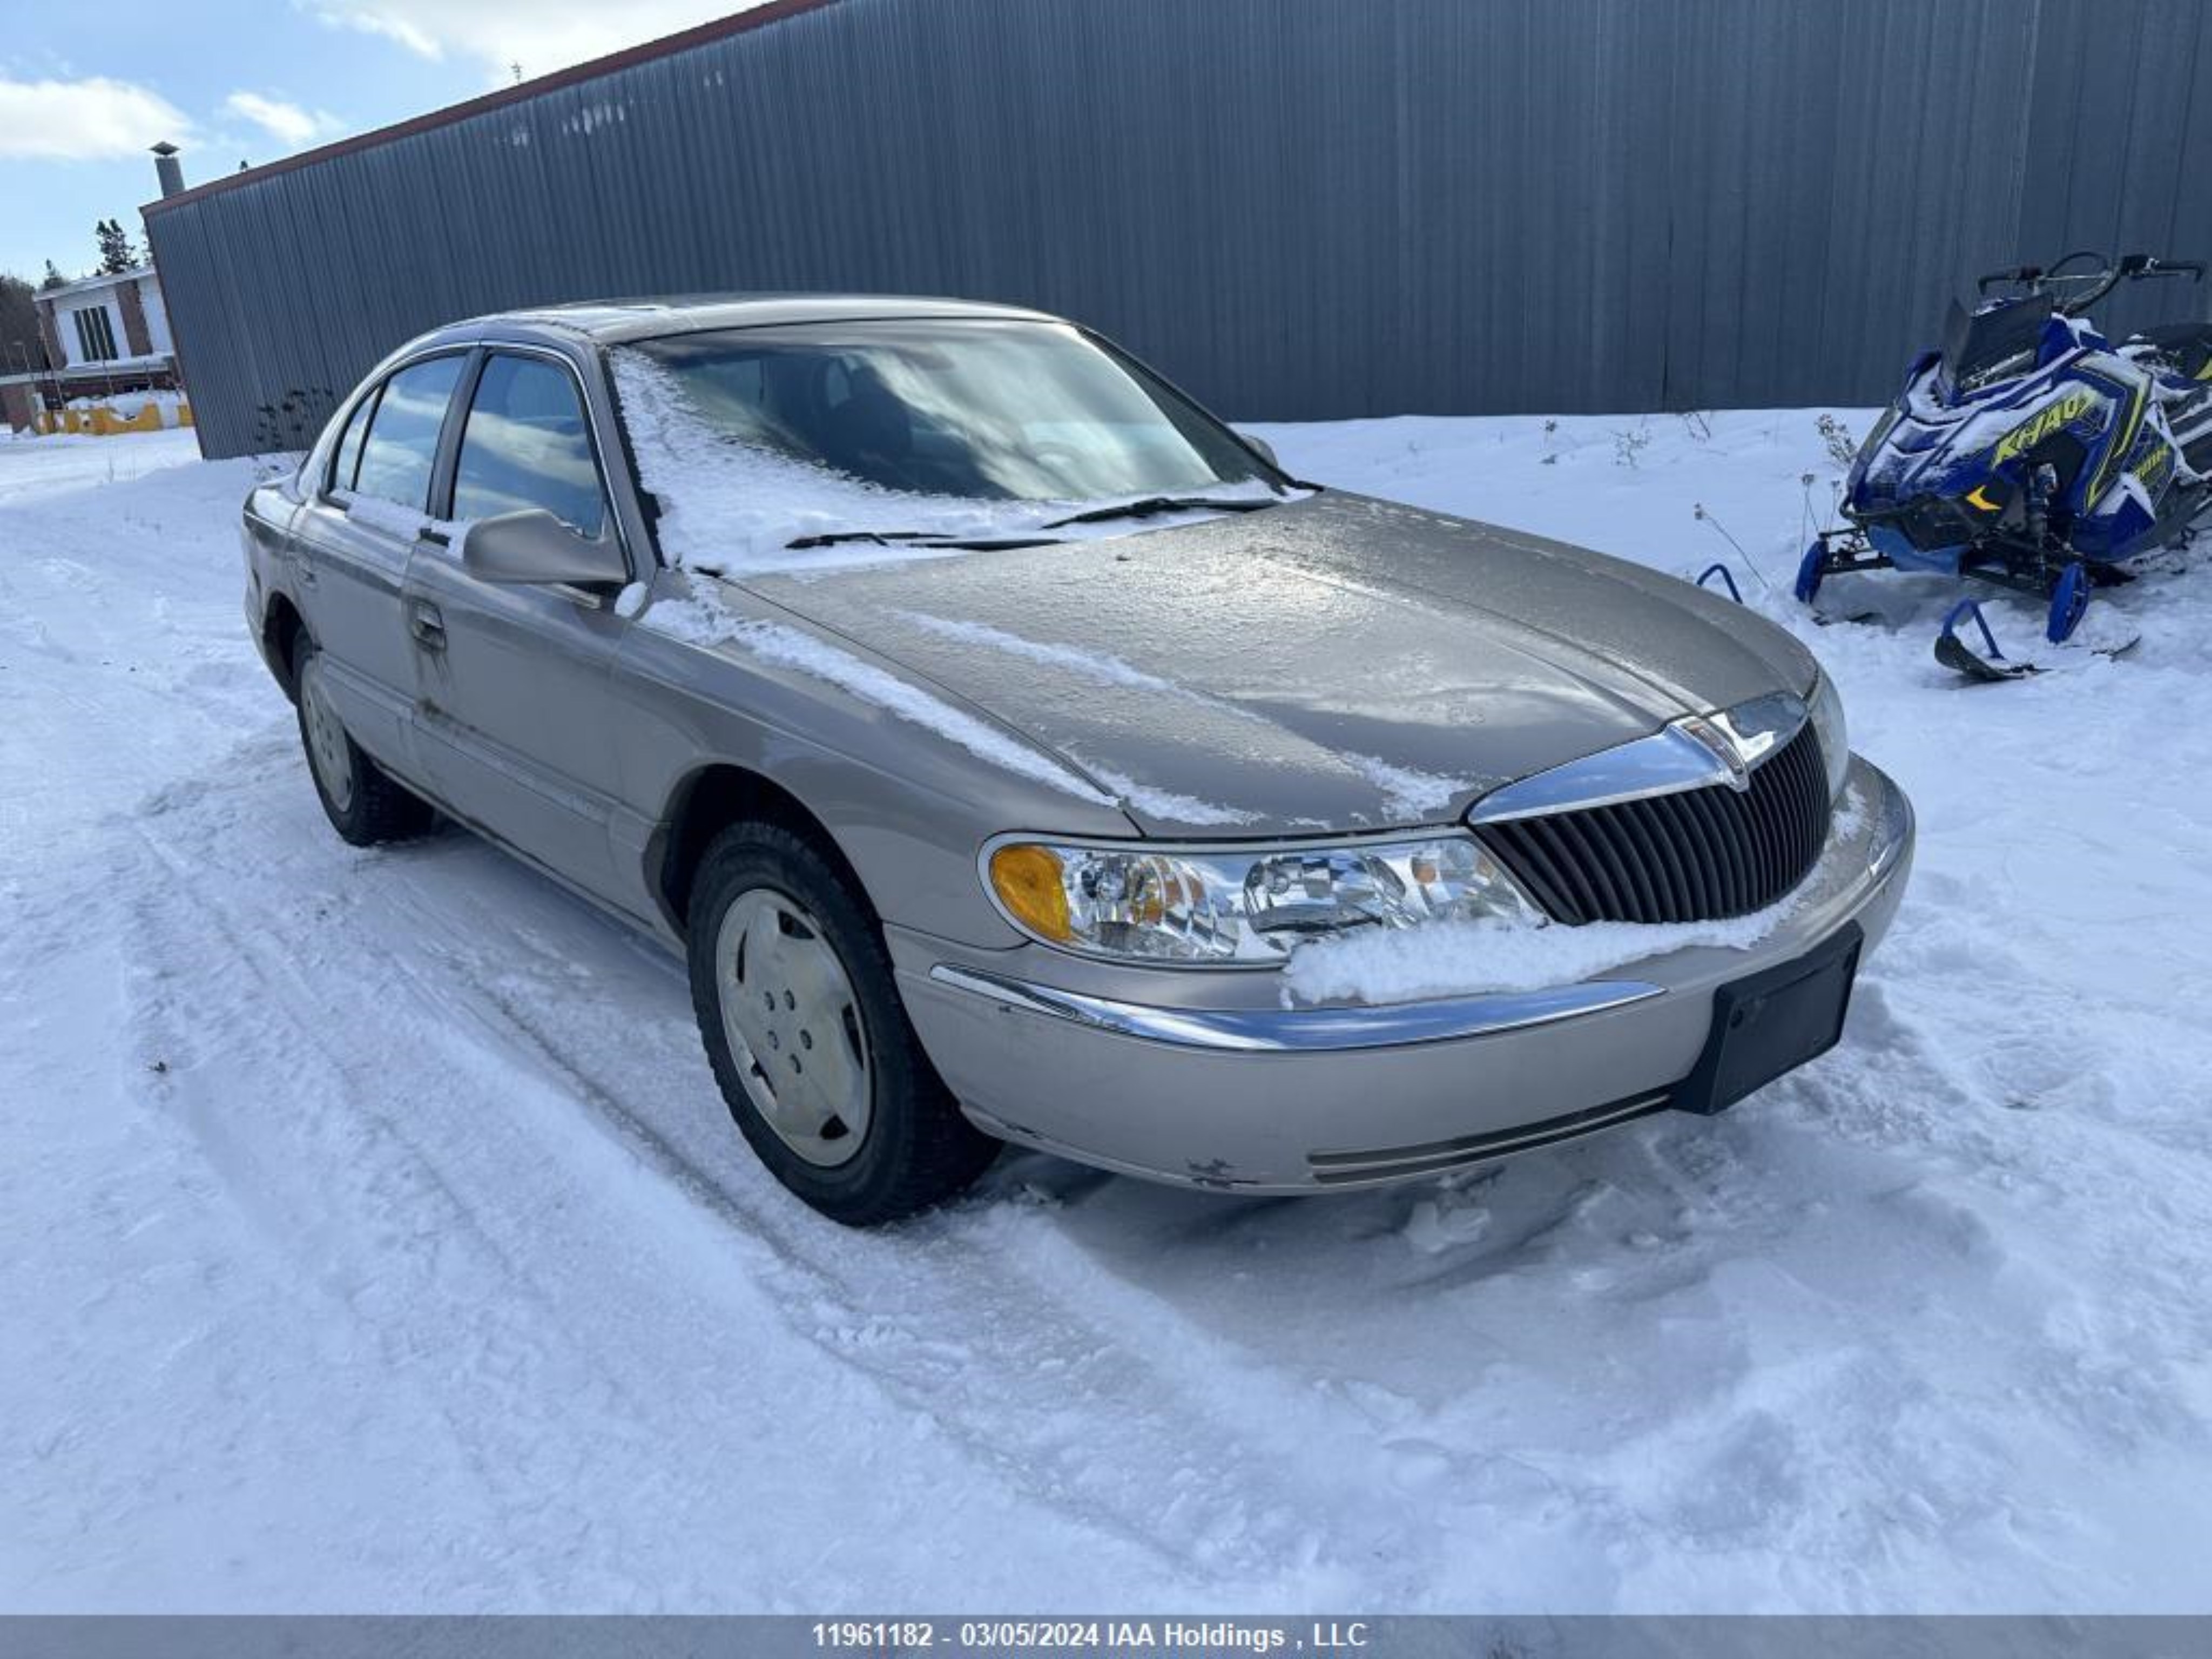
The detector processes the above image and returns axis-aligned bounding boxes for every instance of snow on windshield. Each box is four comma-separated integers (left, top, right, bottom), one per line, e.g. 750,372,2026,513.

611,348,1293,576
612,350,1048,571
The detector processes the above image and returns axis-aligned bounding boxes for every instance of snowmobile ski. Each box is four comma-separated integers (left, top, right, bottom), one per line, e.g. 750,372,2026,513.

1934,598,2141,682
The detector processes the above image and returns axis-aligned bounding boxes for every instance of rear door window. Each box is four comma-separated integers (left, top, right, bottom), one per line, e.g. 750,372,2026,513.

352,355,464,511
450,354,609,538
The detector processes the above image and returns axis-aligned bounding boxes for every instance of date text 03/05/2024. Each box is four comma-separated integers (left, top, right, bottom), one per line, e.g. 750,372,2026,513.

810,1622,1371,1651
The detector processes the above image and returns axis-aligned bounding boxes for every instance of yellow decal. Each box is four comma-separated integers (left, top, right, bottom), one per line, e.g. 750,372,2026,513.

1991,389,2099,464
2087,376,2149,506
1964,483,2002,512
2136,443,2174,488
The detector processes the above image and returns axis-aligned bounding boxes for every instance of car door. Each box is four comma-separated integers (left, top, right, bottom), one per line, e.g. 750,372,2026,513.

284,352,468,785
401,346,637,902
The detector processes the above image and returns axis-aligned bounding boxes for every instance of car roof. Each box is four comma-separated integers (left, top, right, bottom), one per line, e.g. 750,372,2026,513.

441,292,1064,349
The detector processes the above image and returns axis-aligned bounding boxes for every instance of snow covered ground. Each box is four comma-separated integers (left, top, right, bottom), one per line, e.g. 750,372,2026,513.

5,414,2210,1612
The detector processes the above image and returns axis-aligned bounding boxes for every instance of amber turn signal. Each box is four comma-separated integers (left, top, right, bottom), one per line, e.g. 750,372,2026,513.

988,844,1074,942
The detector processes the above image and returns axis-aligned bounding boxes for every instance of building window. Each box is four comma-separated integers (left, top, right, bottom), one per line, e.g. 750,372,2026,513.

72,306,119,363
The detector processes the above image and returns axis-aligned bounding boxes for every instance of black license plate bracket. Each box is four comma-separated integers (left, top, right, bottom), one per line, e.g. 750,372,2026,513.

1674,922,1864,1117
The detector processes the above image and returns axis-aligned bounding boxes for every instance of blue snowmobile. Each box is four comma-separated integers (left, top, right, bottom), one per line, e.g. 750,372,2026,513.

1798,251,2212,678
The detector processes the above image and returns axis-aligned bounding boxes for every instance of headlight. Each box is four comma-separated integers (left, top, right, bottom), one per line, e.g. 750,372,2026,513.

983,833,1545,966
1808,668,1850,800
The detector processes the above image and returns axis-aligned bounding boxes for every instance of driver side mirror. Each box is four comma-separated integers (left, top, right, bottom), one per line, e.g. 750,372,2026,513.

461,508,626,591
1240,431,1280,469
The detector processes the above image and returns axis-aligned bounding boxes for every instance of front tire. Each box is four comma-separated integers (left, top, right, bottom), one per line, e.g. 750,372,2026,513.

686,822,998,1224
293,639,435,845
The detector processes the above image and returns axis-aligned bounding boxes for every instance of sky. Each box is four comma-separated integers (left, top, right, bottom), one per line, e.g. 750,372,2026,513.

0,1,773,282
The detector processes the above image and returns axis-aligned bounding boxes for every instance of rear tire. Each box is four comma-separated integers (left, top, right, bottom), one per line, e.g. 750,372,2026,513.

293,639,435,845
686,821,999,1225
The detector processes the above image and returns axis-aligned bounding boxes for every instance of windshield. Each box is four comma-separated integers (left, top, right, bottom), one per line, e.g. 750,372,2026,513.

1941,295,2055,388
627,319,1274,503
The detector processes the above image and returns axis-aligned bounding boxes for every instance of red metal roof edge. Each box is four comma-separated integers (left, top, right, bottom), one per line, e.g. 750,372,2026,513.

141,0,842,218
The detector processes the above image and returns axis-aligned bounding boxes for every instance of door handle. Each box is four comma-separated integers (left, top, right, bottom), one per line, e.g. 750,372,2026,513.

408,600,447,652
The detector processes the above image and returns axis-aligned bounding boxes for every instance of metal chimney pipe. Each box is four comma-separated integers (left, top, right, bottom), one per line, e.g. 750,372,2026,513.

151,141,185,198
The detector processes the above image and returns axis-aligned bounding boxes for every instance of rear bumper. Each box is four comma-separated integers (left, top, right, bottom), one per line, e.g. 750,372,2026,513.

893,757,1914,1192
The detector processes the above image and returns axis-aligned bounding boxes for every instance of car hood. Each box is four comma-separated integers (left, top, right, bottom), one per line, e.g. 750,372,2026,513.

731,491,1815,836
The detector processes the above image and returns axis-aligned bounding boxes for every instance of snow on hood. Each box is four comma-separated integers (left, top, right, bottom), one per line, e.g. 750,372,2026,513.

726,493,1814,835
641,594,1115,806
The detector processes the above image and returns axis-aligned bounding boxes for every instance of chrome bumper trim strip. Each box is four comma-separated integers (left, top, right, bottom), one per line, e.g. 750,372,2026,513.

926,964,1664,1054
1306,1089,1673,1181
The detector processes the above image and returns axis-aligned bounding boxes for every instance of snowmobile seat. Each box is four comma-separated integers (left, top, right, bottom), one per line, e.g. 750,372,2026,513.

2136,323,2212,382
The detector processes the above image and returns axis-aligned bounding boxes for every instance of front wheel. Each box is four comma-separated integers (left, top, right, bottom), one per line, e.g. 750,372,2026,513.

686,822,999,1224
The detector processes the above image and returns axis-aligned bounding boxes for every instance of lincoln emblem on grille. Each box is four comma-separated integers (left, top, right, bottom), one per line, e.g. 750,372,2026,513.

1677,714,1756,792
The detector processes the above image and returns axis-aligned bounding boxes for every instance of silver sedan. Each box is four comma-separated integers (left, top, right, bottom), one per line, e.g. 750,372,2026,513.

243,295,1913,1224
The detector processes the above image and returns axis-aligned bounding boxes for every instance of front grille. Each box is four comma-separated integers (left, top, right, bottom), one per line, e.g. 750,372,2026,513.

1475,722,1831,925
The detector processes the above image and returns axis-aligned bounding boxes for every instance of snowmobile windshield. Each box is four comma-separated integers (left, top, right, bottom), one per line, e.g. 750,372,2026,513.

1942,296,2056,388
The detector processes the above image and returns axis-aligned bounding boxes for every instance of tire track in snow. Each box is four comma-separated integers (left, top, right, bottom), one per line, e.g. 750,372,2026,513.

105,727,1630,1604
98,737,1323,1603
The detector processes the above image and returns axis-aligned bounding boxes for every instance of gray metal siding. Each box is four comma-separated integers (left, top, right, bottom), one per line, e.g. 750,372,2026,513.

146,0,2212,459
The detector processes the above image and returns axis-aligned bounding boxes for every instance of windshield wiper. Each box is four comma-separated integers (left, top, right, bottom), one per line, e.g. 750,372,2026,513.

785,529,1061,551
1040,494,1282,530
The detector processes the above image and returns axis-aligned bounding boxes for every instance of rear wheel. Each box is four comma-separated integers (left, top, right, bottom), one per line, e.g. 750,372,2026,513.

686,821,999,1224
293,640,434,845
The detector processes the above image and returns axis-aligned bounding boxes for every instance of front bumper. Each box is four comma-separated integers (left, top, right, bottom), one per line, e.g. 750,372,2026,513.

892,757,1914,1192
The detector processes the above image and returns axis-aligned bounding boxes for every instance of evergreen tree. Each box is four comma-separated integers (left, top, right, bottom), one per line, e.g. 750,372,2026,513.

1,273,43,369
95,218,138,275
41,260,69,291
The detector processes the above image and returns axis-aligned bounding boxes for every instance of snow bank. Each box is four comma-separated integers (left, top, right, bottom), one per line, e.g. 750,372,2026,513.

63,388,186,420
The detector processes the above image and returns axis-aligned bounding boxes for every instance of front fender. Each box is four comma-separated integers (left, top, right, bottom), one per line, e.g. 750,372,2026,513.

613,572,1137,949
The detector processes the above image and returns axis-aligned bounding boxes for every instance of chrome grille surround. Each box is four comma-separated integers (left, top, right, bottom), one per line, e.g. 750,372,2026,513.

1468,696,1834,926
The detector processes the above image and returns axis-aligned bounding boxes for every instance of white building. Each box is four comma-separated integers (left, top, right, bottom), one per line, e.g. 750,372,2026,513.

40,266,174,368
2,264,184,433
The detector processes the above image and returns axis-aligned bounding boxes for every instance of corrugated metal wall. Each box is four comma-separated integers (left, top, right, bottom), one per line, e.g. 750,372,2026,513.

146,0,2212,460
